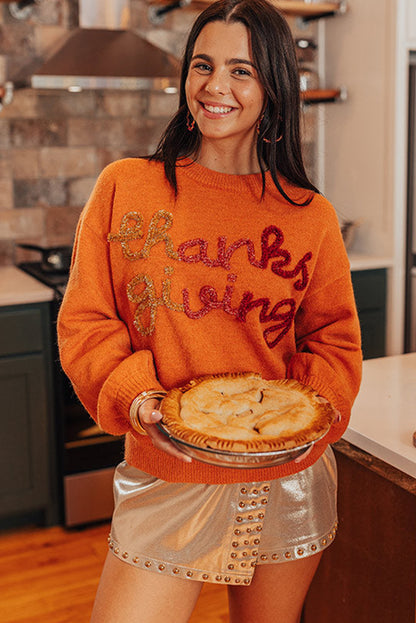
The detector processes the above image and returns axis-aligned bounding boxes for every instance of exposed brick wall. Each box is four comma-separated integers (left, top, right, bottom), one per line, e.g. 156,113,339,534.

0,0,316,266
0,0,180,265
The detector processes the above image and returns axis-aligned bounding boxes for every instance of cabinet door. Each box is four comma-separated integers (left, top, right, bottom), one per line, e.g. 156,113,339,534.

0,307,43,357
0,354,49,517
351,270,386,359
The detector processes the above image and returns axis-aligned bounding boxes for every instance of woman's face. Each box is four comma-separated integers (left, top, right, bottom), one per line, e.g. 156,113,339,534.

185,20,265,149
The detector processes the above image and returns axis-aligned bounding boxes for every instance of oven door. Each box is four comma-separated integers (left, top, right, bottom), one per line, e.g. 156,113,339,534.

53,305,124,526
62,400,125,526
64,466,118,527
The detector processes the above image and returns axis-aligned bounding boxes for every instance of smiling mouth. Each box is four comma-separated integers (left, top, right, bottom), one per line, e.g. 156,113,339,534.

202,103,234,114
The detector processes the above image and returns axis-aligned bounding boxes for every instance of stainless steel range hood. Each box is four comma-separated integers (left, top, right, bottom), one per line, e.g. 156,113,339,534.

31,0,180,91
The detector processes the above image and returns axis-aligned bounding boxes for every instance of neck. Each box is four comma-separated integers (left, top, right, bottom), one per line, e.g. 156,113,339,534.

195,136,261,175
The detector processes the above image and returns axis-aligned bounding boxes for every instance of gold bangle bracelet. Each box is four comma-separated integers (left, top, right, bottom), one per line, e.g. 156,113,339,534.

129,390,167,435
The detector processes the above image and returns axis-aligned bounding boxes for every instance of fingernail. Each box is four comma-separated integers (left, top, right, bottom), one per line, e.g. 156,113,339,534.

150,410,161,422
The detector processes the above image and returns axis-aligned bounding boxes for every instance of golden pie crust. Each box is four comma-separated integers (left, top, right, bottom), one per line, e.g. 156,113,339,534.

160,373,336,453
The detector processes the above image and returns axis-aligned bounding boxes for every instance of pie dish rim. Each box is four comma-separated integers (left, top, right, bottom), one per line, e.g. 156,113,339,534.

156,420,322,468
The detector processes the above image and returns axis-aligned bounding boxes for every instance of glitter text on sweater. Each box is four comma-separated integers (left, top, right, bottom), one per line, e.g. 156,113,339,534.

108,210,312,348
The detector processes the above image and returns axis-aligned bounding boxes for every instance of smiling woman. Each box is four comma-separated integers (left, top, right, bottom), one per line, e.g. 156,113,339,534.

57,1,362,622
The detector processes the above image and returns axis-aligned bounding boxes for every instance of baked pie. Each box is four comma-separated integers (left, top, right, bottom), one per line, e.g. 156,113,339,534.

160,372,336,453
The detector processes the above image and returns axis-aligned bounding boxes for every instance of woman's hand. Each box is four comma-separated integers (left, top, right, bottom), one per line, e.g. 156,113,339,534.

316,396,342,424
138,398,192,463
294,398,341,464
294,443,314,464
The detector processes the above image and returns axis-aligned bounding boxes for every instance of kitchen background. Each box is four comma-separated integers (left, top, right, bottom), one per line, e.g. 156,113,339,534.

0,0,184,263
1,3,415,618
0,0,324,529
0,0,318,266
1,0,415,357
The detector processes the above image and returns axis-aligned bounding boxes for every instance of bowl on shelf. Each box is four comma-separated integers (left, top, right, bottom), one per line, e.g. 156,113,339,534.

341,219,360,250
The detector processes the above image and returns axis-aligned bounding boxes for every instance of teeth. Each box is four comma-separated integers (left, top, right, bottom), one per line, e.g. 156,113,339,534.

204,104,233,114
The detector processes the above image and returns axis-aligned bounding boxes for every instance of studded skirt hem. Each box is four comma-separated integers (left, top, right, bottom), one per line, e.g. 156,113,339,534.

108,446,338,586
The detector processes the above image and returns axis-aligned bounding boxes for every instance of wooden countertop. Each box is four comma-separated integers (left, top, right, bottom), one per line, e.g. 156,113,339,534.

344,353,416,478
0,266,54,306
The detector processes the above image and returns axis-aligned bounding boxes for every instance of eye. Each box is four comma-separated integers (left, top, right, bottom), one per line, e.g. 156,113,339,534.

234,67,252,76
192,62,212,74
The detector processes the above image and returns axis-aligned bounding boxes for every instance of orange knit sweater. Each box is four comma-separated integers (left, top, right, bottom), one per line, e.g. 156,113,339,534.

57,157,362,483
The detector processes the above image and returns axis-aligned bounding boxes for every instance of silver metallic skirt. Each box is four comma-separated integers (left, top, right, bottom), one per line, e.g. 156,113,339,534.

108,446,337,585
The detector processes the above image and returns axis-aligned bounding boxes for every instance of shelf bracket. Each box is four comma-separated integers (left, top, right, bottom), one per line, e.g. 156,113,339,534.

338,85,348,101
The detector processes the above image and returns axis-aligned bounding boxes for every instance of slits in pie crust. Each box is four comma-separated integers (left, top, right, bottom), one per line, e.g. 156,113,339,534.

160,372,336,453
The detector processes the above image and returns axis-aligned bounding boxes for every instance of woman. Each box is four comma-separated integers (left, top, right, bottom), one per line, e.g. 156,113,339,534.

57,1,362,621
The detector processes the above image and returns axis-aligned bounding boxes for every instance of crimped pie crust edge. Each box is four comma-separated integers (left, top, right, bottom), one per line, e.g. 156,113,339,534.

160,372,335,454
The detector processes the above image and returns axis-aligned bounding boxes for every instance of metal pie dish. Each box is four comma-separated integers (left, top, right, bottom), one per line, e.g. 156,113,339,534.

156,422,324,468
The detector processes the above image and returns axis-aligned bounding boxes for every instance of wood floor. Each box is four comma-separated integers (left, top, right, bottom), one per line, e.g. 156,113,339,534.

0,522,229,623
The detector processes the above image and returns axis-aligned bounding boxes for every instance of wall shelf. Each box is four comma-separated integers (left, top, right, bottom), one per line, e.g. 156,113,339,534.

272,1,345,21
301,88,345,104
149,1,345,21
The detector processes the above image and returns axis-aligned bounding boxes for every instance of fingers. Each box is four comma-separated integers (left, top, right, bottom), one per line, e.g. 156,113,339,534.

316,396,342,424
294,443,314,464
139,404,163,427
138,400,192,464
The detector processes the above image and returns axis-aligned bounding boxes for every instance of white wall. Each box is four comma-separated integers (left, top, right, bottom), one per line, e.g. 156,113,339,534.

319,0,397,258
316,0,415,354
406,0,416,47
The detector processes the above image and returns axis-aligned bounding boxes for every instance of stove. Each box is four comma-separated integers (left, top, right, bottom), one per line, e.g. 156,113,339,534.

19,261,68,291
19,261,124,526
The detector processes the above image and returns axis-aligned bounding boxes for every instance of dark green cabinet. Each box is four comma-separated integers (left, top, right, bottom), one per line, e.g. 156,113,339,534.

351,269,386,360
0,302,58,526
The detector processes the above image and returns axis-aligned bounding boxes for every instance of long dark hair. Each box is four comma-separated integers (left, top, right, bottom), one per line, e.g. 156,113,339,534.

150,0,319,203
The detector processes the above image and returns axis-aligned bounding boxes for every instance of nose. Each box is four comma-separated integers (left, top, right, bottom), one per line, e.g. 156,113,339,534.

205,68,229,96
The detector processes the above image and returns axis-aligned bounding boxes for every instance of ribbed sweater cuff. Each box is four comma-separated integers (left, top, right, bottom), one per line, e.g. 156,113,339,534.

97,350,164,434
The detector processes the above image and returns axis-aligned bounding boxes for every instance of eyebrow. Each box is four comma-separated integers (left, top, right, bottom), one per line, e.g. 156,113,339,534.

191,53,256,69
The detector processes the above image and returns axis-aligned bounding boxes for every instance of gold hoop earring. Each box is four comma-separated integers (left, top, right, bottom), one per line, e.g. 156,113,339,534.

186,112,196,132
256,114,282,143
255,114,264,135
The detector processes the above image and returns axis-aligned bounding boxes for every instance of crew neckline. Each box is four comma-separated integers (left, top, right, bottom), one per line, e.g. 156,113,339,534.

176,156,270,194
175,157,312,207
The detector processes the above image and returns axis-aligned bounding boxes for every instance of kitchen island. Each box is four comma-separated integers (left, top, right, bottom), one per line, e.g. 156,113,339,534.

303,354,416,623
345,353,416,478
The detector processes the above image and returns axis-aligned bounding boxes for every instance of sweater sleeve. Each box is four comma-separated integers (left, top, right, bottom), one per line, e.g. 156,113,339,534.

57,164,164,436
286,207,362,445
